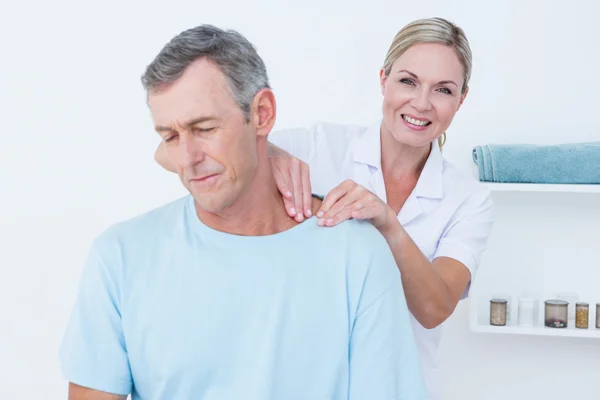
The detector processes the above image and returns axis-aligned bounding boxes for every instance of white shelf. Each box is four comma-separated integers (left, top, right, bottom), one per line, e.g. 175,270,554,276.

467,188,600,340
471,323,600,339
482,182,600,193
469,293,600,340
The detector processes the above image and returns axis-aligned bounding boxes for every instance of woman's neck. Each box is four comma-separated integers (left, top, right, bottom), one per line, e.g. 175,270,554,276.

380,124,431,180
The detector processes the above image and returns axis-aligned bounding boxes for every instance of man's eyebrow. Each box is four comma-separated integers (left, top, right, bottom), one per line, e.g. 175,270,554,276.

155,116,218,133
397,69,458,87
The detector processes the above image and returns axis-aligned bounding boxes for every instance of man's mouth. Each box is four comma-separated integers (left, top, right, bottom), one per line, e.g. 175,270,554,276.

192,173,219,181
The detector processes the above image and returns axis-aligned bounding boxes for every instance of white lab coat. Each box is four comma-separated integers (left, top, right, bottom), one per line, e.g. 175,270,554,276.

269,120,495,400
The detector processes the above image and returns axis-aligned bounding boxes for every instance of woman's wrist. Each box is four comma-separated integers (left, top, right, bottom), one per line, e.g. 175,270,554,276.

378,207,405,243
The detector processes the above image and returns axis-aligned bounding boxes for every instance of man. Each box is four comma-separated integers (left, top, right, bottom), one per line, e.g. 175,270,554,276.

59,25,427,400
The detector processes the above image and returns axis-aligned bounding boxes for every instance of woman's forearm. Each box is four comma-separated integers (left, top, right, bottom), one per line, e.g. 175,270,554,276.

379,218,455,329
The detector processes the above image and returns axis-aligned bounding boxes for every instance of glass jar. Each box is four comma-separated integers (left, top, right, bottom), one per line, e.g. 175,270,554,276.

575,303,589,329
596,303,600,329
544,299,568,328
556,292,578,325
490,298,508,326
518,297,537,327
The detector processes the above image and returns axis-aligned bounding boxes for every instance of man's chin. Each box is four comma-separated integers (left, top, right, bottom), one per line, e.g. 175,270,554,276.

190,191,229,215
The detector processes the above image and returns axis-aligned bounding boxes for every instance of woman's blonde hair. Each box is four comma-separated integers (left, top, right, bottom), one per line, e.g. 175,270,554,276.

382,17,472,150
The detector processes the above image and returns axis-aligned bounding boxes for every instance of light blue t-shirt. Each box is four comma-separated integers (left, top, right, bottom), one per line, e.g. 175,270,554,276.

59,195,427,400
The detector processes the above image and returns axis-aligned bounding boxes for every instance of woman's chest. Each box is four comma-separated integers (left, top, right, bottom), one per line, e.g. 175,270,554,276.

345,164,451,259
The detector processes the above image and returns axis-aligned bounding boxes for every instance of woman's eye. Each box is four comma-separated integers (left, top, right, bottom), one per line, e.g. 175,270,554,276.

400,78,415,86
438,87,452,95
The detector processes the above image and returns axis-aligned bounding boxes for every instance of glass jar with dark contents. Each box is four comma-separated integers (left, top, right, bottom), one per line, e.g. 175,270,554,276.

544,299,568,328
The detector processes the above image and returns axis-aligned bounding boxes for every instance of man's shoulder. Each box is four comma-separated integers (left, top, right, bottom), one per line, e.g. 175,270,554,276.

93,195,189,249
329,219,395,261
330,219,402,316
342,219,399,279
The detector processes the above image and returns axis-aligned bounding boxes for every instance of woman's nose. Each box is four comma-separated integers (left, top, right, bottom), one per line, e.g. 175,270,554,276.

410,88,432,112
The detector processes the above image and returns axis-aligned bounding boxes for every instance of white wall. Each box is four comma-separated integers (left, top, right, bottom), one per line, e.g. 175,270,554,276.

1,0,599,398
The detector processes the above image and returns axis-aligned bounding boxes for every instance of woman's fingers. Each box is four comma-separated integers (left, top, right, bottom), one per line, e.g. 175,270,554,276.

317,181,387,227
300,162,313,218
321,188,362,222
317,180,355,218
319,206,354,226
317,182,367,226
320,202,383,226
267,144,312,221
350,203,380,221
271,159,296,217
272,161,292,199
289,159,305,221
323,182,370,218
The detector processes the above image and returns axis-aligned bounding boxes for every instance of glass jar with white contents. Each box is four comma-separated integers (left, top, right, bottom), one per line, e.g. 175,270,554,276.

490,299,508,326
518,298,537,327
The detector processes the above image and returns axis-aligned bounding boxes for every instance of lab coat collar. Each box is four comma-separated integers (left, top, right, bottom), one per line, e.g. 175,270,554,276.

351,121,382,169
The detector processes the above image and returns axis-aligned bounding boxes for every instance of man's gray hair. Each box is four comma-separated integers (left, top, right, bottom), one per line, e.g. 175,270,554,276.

141,24,270,121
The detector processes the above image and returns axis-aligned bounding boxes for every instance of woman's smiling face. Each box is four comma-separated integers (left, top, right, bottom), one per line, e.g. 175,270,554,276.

380,42,468,148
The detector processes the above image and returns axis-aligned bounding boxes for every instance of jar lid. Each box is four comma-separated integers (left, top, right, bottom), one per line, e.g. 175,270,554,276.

490,298,508,303
545,299,568,306
576,302,589,306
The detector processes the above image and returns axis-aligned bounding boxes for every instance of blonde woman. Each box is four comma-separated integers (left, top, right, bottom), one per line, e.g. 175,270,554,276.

156,17,494,399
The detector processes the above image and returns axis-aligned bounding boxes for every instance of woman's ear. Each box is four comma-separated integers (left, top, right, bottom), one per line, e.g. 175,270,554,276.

379,68,388,95
457,86,469,112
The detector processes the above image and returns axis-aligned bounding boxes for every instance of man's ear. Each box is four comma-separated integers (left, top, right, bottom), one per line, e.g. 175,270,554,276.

251,88,276,137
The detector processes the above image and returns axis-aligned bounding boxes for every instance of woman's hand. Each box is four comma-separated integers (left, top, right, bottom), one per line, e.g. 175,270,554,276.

316,180,396,232
268,143,313,222
155,143,176,173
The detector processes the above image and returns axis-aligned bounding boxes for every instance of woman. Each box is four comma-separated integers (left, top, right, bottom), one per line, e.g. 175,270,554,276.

156,17,494,399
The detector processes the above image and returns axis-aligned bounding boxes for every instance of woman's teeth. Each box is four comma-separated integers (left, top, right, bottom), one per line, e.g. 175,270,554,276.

402,115,431,126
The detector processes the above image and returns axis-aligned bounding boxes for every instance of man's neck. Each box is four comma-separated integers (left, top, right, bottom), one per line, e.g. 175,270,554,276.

195,150,309,236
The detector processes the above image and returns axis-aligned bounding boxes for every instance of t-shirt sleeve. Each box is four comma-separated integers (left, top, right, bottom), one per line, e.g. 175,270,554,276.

267,126,320,164
434,186,495,298
348,227,428,400
58,236,132,396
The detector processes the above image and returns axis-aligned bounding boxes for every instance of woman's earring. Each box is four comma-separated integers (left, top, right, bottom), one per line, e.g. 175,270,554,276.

438,132,447,150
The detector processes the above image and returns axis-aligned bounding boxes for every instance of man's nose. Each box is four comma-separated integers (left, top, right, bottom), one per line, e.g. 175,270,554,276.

179,133,205,167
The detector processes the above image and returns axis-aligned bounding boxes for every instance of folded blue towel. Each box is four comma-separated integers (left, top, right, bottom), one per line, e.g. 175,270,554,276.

472,142,600,184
